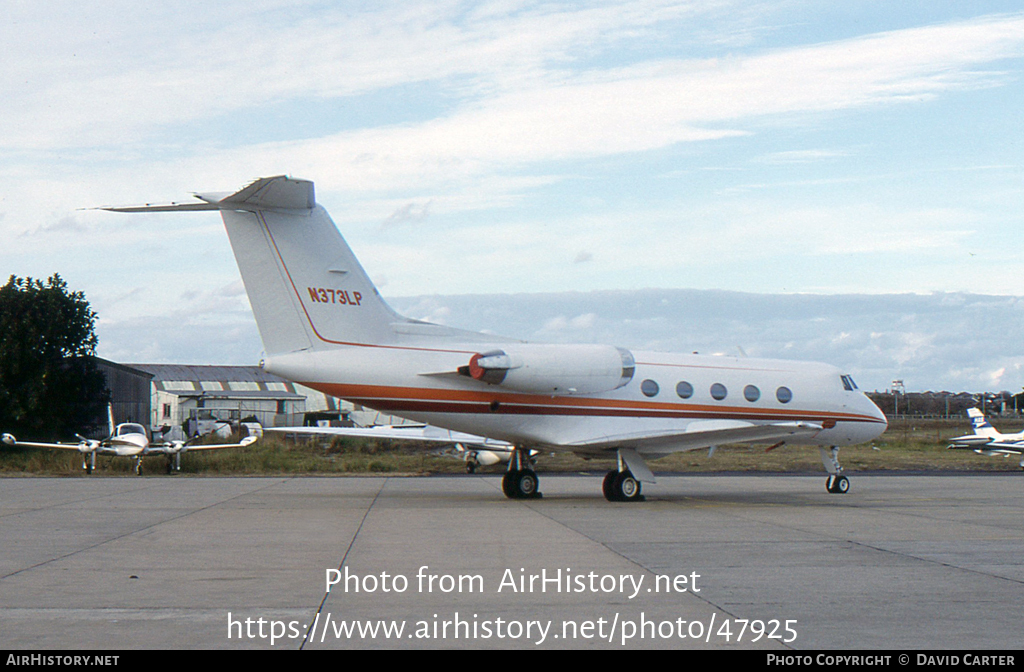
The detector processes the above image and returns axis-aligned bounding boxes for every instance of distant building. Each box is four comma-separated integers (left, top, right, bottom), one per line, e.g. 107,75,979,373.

95,360,415,436
126,364,317,436
92,358,153,428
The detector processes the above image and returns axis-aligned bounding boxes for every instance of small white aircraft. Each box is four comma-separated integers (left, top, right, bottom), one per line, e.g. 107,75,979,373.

947,408,1024,469
2,407,258,475
106,175,887,500
262,423,520,472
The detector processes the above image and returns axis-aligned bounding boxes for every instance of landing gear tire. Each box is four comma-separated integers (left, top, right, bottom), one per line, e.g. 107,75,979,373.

604,470,644,502
615,471,644,502
466,461,477,474
602,470,619,501
501,471,516,498
517,469,539,498
826,474,849,494
502,469,542,499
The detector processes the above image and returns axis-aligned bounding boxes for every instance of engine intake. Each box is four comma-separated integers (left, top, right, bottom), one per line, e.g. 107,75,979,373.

459,344,635,395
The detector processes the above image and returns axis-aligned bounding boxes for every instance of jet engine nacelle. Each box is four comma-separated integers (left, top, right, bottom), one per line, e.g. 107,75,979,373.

459,344,635,395
473,450,504,467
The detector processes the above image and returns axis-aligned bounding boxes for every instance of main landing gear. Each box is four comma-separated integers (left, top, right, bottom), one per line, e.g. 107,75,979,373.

81,452,95,474
602,449,647,502
820,446,850,494
602,469,644,502
502,447,542,499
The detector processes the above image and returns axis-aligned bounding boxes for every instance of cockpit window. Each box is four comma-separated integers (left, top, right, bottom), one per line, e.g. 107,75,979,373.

840,375,858,391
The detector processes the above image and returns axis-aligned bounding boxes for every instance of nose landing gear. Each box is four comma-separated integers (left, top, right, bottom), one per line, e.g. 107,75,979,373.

820,446,849,494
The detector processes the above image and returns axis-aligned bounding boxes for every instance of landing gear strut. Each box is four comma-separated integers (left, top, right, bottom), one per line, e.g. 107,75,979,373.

502,447,542,499
82,452,95,474
134,457,143,476
166,453,181,475
820,446,849,494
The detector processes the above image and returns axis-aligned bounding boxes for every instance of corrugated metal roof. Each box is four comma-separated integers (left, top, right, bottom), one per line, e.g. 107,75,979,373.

157,389,303,400
129,364,289,384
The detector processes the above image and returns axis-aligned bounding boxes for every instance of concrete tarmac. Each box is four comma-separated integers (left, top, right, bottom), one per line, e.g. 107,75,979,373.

0,473,1022,650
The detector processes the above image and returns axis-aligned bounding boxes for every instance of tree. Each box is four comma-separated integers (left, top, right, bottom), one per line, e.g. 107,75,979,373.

0,274,109,439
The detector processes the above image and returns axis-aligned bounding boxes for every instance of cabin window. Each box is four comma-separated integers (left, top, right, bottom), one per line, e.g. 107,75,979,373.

776,386,793,403
641,379,660,397
710,383,728,400
676,381,694,399
744,385,760,402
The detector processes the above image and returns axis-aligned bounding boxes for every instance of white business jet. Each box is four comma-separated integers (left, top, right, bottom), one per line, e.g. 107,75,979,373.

947,408,1024,469
105,176,886,500
2,407,258,475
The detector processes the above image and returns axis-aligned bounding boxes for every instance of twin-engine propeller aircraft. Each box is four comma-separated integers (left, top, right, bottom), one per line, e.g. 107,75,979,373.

105,175,887,500
947,408,1024,469
2,407,258,475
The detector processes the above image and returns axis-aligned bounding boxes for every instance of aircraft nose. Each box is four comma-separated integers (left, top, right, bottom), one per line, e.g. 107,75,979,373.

864,393,888,438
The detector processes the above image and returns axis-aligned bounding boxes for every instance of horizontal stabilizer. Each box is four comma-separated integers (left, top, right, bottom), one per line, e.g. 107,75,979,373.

102,176,314,213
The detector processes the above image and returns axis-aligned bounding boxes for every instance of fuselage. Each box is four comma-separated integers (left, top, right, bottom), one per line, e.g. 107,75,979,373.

107,423,149,456
265,344,887,453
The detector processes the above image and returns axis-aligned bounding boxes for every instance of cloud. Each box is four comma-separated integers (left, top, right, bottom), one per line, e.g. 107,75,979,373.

754,149,852,164
8,8,1024,178
387,290,1024,392
7,5,1024,381
18,215,89,238
0,1,704,152
382,201,432,228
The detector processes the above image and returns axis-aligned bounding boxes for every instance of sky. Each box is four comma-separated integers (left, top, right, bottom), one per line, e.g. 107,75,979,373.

2,1,1023,392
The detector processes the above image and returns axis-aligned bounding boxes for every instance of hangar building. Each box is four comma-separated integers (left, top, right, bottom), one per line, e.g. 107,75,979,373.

94,359,410,437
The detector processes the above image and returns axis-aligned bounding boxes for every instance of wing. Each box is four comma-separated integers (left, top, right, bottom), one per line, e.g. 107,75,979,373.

947,434,994,447
2,434,95,451
948,438,1024,452
146,436,259,454
263,424,512,449
560,420,824,453
975,443,1024,456
184,435,260,451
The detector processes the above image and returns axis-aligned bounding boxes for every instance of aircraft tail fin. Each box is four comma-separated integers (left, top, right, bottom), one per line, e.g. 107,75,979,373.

105,176,405,355
966,408,1000,438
